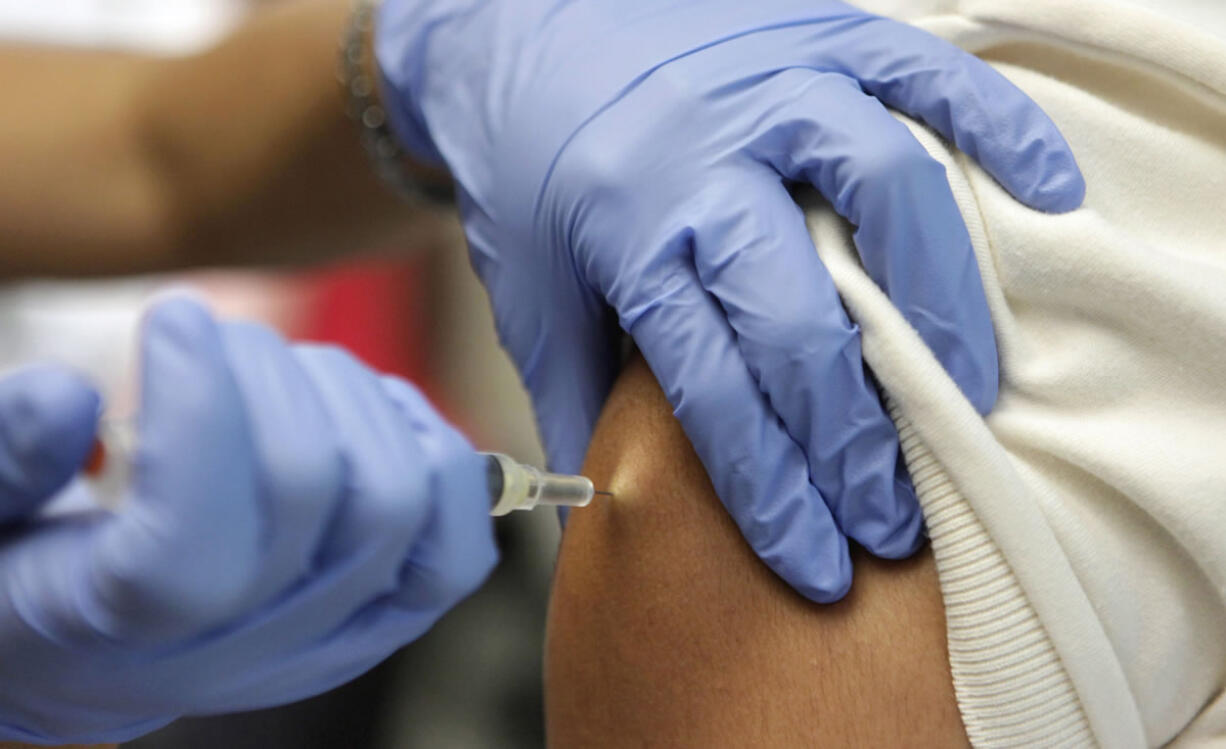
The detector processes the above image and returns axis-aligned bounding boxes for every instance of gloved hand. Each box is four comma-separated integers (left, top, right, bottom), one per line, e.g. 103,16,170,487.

377,0,1084,601
0,297,496,745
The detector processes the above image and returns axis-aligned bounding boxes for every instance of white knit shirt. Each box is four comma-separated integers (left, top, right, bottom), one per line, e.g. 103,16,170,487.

827,1,1226,745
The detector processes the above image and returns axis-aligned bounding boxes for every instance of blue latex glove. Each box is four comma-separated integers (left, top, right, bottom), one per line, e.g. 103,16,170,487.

378,0,1084,601
0,298,496,744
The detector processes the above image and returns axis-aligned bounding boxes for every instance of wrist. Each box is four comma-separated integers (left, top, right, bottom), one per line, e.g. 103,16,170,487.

342,0,452,201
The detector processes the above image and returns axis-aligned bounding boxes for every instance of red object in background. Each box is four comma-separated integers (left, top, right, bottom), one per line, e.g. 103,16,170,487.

297,257,433,392
84,439,107,477
293,256,477,444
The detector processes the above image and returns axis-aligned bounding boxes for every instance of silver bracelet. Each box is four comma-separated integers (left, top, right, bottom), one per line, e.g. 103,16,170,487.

339,0,453,204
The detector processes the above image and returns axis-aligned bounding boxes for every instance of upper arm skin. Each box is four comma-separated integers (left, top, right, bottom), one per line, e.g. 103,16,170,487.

545,355,968,747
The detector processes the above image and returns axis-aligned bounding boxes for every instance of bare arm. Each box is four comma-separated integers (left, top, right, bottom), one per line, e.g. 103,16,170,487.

546,354,968,747
0,0,449,278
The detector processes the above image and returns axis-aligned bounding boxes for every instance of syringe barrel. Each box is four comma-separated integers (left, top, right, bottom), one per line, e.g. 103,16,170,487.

531,471,596,508
485,453,595,516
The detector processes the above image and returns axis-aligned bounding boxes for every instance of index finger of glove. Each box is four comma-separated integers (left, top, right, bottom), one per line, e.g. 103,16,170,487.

690,174,923,561
817,15,1085,212
624,252,852,603
744,71,998,415
378,377,496,616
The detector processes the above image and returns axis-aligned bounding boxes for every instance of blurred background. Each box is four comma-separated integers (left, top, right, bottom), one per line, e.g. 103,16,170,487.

0,0,559,746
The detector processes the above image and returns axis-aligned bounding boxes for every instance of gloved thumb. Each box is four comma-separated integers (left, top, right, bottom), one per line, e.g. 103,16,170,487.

0,365,100,524
89,296,263,644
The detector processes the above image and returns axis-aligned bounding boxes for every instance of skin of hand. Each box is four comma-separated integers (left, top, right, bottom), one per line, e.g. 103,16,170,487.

375,0,1086,601
0,297,496,745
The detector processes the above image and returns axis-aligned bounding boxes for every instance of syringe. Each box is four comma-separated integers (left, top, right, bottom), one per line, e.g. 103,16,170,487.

484,452,611,515
83,422,610,516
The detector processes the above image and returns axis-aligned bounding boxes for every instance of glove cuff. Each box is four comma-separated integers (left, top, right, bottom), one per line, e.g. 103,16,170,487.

371,0,453,169
344,0,453,201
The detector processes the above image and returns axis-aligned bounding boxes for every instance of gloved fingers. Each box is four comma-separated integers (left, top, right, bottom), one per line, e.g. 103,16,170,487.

0,365,99,524
690,174,924,560
91,297,264,642
291,345,435,594
745,70,998,414
624,251,852,603
203,596,445,715
196,398,490,712
218,323,346,606
816,14,1085,212
378,376,497,614
162,525,432,714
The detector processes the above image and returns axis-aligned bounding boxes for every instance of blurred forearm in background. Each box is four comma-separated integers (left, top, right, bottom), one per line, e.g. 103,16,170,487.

0,0,449,278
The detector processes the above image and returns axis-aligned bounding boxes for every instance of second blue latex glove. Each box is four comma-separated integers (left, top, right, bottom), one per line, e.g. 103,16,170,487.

377,0,1084,601
0,298,496,744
